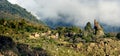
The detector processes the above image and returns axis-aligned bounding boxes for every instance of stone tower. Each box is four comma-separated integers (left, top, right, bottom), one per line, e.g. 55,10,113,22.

94,19,104,37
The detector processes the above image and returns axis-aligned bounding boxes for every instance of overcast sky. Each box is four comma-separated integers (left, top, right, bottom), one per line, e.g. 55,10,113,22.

8,0,120,27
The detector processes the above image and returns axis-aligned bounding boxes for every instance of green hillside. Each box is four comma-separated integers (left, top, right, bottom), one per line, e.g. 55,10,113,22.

0,18,120,56
0,0,43,24
0,18,83,56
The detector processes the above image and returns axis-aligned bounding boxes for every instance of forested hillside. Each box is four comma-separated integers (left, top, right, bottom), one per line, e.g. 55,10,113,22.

0,0,43,24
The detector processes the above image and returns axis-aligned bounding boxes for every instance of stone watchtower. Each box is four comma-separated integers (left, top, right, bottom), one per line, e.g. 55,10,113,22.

94,19,104,37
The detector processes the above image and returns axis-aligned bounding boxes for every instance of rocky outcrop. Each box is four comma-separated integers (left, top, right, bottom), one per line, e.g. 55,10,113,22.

0,35,18,56
29,32,40,39
94,19,104,37
0,35,49,56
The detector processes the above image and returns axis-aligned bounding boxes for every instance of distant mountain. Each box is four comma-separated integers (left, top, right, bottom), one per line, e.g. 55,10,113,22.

101,23,120,32
45,18,120,32
43,14,75,29
0,0,44,24
44,18,74,29
45,13,120,32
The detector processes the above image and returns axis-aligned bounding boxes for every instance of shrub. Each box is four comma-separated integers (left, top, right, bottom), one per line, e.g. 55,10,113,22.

105,32,116,37
116,32,120,39
82,36,92,42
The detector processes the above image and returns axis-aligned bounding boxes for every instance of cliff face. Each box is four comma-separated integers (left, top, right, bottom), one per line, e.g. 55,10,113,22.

94,19,104,37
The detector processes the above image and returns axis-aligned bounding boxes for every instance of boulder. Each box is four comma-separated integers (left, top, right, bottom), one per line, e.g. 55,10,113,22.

29,32,40,39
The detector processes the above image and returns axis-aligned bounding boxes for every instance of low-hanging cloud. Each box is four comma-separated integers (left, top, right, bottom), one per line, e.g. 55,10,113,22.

8,0,120,27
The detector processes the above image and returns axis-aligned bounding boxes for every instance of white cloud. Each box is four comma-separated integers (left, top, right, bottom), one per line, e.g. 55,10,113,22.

8,0,120,27
8,0,17,4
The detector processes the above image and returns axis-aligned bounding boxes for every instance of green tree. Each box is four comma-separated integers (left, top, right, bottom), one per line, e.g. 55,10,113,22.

84,22,92,32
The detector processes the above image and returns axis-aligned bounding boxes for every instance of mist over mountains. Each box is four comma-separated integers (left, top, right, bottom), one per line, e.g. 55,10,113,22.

8,0,120,32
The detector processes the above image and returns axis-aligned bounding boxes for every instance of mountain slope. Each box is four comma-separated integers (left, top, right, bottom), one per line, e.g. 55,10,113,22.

0,0,43,24
101,23,120,32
